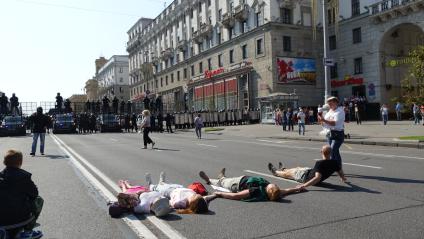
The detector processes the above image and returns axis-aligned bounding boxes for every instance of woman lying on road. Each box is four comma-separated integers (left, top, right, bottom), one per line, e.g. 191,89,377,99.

199,169,300,201
267,145,347,191
146,172,215,214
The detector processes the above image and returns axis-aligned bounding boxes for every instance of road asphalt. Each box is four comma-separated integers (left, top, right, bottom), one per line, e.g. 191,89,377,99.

1,129,423,239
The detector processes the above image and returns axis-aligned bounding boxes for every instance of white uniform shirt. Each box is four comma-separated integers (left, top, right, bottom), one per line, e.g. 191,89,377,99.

134,191,161,214
324,107,345,131
297,112,306,124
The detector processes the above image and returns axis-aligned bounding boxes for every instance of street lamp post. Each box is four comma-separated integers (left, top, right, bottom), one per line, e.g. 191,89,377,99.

322,0,331,102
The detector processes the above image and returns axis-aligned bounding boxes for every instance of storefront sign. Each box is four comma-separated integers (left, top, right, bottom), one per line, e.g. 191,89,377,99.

204,68,225,79
386,57,413,67
331,76,364,88
277,57,317,84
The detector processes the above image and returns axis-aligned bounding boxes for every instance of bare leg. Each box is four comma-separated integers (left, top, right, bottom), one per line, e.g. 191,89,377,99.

274,168,298,180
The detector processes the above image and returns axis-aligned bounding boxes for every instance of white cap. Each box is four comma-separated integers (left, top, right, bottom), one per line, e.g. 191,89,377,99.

151,198,172,217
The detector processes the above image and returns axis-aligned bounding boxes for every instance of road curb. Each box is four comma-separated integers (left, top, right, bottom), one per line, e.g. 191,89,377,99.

268,136,423,149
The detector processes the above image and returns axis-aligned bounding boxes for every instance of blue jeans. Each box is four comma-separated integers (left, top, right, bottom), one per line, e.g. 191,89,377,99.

382,114,388,125
31,133,45,154
298,123,305,135
328,136,344,167
195,126,202,138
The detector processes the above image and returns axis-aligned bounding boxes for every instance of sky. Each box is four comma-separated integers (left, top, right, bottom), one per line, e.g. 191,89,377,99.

0,0,168,102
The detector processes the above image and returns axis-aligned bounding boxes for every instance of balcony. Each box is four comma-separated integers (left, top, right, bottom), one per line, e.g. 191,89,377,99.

199,23,213,37
221,11,235,28
369,0,424,23
161,48,174,60
176,40,187,51
151,56,160,65
192,30,203,43
234,4,249,21
126,35,141,52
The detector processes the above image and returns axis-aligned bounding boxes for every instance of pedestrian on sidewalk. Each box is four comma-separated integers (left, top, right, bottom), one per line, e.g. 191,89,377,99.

140,110,155,149
194,114,204,139
421,104,424,126
286,108,294,131
412,103,420,125
28,107,50,156
318,97,345,172
297,108,306,136
282,109,288,131
395,102,402,121
354,103,362,125
165,113,174,133
0,150,44,239
380,104,389,125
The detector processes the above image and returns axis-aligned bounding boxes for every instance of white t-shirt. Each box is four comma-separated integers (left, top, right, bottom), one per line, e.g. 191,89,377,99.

169,188,196,209
324,107,345,131
134,191,161,214
297,112,306,124
381,107,389,115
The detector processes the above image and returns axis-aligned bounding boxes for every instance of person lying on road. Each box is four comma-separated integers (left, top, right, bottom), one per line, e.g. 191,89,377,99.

199,169,300,201
267,145,347,191
146,172,215,214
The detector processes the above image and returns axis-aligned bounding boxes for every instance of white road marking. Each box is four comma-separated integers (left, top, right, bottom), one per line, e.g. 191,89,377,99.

244,170,299,184
197,143,218,148
50,135,158,239
343,163,382,169
344,144,353,150
110,138,118,142
51,134,186,239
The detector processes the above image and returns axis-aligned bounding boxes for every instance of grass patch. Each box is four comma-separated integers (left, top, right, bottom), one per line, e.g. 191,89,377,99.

398,136,424,141
204,127,225,132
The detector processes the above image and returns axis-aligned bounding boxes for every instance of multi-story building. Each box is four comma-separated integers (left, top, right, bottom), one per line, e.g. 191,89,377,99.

96,55,130,102
127,0,324,115
326,0,424,113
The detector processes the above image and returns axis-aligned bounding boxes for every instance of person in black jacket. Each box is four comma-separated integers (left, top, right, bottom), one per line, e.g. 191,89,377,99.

0,149,43,239
165,113,173,133
29,107,51,156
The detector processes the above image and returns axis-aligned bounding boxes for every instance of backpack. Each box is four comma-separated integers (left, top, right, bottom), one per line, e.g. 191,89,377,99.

242,177,269,202
188,182,208,196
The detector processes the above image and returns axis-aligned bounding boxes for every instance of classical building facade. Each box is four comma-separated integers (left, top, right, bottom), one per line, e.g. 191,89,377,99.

96,55,130,101
127,0,324,114
326,0,424,110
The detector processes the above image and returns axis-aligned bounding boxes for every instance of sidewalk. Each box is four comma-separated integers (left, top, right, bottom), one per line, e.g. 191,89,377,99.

208,121,424,149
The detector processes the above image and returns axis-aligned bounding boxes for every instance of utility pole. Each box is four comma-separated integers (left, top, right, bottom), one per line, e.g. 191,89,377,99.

322,0,331,102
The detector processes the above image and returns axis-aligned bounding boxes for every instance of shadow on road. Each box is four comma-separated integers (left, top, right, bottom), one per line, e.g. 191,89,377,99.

159,213,183,221
154,148,180,152
346,174,424,184
42,154,70,160
310,181,381,194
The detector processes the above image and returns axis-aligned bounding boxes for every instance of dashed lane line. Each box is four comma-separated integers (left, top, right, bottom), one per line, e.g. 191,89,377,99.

51,134,186,239
197,143,218,148
51,134,158,239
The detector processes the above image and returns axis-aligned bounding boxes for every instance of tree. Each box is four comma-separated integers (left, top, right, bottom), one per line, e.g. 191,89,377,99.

399,45,424,105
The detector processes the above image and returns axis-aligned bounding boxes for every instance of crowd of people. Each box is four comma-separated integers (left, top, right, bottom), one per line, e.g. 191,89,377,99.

0,93,21,116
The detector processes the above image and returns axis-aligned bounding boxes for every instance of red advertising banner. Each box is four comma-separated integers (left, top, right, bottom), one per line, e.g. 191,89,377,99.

214,81,225,95
204,84,213,98
331,76,364,88
194,86,204,100
226,79,237,93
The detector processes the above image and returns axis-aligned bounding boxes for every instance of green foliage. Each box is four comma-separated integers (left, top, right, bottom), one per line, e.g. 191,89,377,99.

401,45,424,105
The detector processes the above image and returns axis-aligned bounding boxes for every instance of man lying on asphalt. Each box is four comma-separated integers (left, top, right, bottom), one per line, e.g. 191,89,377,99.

199,169,300,201
268,145,347,190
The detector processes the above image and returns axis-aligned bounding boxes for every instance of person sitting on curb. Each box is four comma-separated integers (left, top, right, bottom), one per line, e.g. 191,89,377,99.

0,150,44,239
199,169,300,201
267,145,347,191
146,172,215,214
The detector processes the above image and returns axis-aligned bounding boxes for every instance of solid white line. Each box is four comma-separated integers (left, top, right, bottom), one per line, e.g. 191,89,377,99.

257,139,277,143
50,135,158,239
51,135,186,239
343,163,382,169
110,138,118,142
244,170,299,184
197,143,218,148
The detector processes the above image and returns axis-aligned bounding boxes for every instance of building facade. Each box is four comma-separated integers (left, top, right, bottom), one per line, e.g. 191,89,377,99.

96,55,130,102
127,0,325,114
326,0,424,110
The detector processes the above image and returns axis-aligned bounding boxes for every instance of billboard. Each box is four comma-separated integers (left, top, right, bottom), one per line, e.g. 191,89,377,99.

277,57,317,84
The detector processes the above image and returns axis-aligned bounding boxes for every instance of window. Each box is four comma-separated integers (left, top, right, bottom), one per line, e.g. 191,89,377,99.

256,38,264,55
242,44,248,59
184,68,187,78
166,75,168,85
283,36,291,52
198,2,202,12
329,35,337,50
120,77,123,83
207,58,212,70
218,9,222,21
352,27,362,44
351,0,360,16
280,8,292,24
191,65,195,76
229,0,234,12
177,71,180,81
330,63,338,79
199,62,203,73
160,78,163,87
217,31,222,45
228,27,234,40
256,11,263,26
155,79,158,88
207,0,211,7
218,54,223,67
119,67,123,73
171,73,174,83
354,57,363,74
229,49,234,63
241,21,247,33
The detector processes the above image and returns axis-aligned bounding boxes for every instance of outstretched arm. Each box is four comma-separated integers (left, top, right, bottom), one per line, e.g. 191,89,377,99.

279,187,302,197
298,172,322,189
214,189,250,200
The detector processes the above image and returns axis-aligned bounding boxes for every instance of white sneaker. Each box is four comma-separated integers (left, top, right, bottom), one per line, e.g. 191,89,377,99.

145,173,152,186
159,171,166,183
